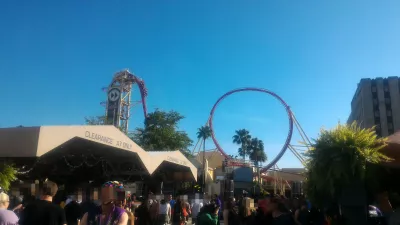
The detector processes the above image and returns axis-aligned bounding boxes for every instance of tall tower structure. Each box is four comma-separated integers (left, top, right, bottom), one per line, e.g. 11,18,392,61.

105,69,148,133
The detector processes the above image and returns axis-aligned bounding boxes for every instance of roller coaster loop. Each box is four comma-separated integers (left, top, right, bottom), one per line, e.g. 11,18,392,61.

208,87,294,172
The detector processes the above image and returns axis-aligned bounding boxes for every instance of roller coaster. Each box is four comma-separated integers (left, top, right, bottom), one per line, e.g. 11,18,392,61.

193,87,310,172
101,69,148,133
103,69,308,170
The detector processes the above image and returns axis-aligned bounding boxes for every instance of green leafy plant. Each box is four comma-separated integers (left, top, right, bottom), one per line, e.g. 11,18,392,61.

0,163,17,191
304,122,391,207
130,110,193,152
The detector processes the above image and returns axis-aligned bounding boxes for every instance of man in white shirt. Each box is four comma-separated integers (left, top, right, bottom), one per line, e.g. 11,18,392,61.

158,199,171,225
191,199,203,225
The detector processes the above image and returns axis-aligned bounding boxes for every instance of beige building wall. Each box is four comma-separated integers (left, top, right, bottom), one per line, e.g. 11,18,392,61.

196,150,225,169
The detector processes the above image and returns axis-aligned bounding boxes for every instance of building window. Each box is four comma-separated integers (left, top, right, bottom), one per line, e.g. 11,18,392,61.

387,110,392,117
373,98,378,106
388,123,393,130
376,126,382,137
372,86,377,92
374,117,380,125
398,78,400,97
375,110,380,117
384,91,391,98
384,86,389,92
385,98,391,105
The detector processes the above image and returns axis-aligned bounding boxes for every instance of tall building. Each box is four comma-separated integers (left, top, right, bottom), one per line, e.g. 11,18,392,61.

348,77,400,137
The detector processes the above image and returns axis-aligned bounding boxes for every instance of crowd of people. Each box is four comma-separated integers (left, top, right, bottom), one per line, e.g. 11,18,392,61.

2,179,395,225
0,180,223,225
223,195,325,225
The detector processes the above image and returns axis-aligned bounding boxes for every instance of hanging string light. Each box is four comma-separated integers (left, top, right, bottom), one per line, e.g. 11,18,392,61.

63,156,84,169
83,154,104,167
63,154,105,170
17,159,40,174
102,160,110,176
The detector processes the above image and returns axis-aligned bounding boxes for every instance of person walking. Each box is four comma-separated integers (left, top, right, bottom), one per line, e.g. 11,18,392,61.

191,200,203,225
136,200,152,225
0,192,19,225
173,199,187,225
294,202,310,225
268,198,295,225
64,195,82,225
19,180,67,225
80,181,129,225
149,199,159,225
223,198,239,225
158,199,171,225
198,203,219,225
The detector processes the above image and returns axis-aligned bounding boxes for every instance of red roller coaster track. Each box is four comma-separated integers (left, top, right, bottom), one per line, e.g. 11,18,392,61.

129,74,149,118
208,87,294,172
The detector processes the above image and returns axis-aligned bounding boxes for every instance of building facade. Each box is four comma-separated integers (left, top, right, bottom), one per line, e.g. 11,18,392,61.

348,77,400,136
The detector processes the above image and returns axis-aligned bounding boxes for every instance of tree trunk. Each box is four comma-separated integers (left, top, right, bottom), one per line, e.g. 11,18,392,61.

257,161,261,186
202,138,206,194
243,145,246,162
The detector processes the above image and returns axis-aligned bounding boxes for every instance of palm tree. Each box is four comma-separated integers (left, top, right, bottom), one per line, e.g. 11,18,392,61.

232,129,252,161
305,122,390,224
249,138,267,185
228,155,239,159
197,125,212,192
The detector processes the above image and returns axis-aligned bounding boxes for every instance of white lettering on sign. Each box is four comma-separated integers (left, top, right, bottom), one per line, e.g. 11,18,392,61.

84,131,132,150
166,156,188,166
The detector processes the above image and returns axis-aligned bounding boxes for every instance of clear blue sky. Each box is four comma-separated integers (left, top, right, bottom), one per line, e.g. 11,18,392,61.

1,0,400,168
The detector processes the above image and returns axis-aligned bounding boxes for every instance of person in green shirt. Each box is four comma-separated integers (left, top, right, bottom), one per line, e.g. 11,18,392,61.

197,203,220,225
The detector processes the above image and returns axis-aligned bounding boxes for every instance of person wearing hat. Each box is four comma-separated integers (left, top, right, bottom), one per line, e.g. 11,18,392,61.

81,181,129,225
